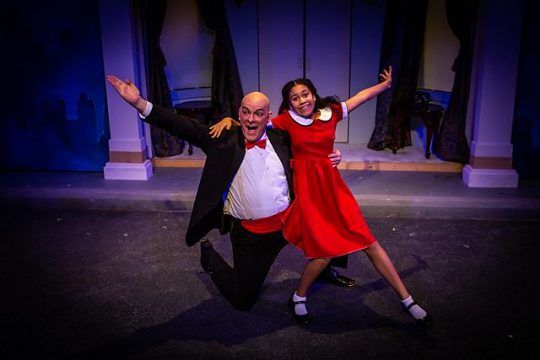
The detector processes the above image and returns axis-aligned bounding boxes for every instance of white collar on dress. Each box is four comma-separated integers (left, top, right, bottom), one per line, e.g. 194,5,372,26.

287,107,332,126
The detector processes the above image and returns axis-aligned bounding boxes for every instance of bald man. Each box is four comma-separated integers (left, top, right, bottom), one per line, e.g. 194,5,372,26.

107,76,353,311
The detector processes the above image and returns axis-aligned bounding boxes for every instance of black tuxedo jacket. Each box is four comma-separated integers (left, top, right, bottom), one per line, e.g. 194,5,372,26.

145,105,294,246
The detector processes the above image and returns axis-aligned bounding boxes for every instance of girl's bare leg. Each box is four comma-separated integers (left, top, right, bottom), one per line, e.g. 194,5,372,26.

296,258,332,297
289,258,332,324
363,242,432,326
363,242,409,299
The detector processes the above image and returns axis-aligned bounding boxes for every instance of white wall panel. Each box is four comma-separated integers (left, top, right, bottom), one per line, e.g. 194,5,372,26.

348,0,386,144
259,0,304,116
305,0,351,142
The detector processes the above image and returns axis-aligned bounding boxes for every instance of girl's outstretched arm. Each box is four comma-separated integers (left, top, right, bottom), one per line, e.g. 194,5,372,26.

345,66,392,113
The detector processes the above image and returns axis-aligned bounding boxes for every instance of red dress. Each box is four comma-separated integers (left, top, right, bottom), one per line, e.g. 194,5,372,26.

272,103,376,258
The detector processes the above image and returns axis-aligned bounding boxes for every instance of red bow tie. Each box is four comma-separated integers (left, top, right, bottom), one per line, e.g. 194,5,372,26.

245,138,267,150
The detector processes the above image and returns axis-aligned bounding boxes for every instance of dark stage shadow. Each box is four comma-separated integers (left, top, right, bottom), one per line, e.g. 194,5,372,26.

82,256,436,358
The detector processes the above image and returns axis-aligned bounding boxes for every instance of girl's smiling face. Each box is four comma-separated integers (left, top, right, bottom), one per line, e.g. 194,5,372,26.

288,84,316,118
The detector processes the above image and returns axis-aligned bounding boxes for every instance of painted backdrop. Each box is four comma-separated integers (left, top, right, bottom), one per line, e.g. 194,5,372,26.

1,0,108,171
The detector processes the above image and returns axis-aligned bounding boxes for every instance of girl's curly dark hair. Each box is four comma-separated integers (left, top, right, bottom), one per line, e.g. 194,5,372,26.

278,78,340,115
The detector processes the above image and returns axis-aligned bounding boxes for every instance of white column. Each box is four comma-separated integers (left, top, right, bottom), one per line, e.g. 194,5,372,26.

99,0,153,180
462,0,523,188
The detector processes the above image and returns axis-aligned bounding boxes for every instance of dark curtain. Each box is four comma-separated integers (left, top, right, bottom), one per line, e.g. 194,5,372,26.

368,0,428,151
196,0,244,121
137,0,185,157
432,0,478,163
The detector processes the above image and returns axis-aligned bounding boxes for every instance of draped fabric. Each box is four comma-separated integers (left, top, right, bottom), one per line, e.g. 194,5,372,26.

368,0,428,151
433,0,478,163
136,0,185,157
196,0,244,121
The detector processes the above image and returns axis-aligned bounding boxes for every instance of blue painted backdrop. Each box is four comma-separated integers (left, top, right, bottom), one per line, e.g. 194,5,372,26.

0,1,538,178
1,0,108,171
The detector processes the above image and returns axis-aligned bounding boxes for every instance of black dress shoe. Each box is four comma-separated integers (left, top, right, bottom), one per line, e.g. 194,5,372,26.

288,294,312,326
200,239,213,274
317,266,357,288
402,301,434,327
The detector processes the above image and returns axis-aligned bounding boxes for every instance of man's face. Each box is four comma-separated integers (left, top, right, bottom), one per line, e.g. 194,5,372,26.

238,93,271,143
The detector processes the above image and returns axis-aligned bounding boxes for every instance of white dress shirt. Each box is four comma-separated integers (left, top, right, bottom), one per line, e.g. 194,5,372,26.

224,133,290,220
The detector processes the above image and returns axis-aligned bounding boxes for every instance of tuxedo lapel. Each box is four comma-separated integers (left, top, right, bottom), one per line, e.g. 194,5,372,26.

230,127,246,174
267,129,289,169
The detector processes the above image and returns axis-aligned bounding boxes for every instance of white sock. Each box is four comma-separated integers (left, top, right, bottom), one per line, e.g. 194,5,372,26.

401,295,427,320
292,292,308,316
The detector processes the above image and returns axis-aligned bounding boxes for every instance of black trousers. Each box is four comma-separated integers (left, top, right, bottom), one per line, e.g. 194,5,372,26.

208,218,350,310
208,220,287,310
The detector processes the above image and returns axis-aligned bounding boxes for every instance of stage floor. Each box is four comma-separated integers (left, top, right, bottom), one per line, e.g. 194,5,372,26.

152,143,463,173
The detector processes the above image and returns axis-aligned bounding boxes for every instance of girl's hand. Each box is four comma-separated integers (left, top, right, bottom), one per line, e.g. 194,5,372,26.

209,117,239,138
380,66,393,88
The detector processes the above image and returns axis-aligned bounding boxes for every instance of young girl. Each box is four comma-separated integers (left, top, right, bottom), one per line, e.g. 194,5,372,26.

211,67,432,327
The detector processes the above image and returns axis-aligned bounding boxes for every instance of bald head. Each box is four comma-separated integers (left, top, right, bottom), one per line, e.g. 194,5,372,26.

241,92,270,111
238,91,272,143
